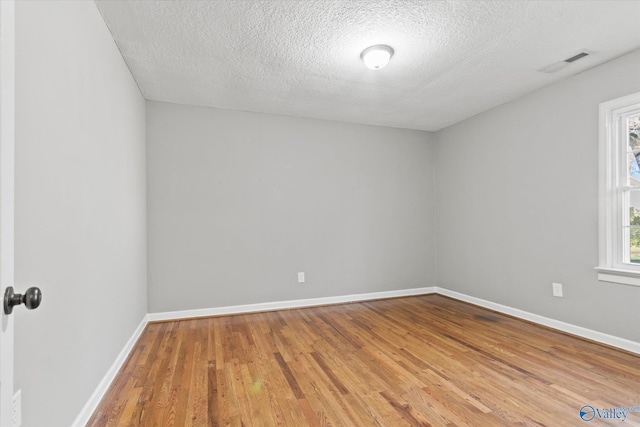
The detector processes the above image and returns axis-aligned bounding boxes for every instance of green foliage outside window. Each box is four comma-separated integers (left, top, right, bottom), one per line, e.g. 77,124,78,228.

630,209,640,246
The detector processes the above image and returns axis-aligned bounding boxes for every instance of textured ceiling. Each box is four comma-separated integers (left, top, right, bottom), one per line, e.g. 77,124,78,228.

94,0,640,131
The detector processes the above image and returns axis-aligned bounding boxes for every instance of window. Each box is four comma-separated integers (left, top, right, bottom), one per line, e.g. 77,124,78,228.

597,92,640,286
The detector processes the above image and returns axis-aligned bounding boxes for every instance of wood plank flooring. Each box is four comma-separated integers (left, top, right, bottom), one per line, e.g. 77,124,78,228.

87,295,640,426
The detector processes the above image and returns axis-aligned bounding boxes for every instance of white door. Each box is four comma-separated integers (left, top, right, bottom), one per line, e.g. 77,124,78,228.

0,1,16,425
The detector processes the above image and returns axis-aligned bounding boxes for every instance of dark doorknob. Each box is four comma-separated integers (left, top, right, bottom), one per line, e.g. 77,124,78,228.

4,286,42,315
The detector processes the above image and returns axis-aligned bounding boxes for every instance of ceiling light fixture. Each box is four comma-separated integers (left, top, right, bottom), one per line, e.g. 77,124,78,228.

360,45,394,70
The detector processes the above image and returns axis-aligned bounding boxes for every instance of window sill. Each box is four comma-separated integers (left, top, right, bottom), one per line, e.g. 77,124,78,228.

595,267,640,287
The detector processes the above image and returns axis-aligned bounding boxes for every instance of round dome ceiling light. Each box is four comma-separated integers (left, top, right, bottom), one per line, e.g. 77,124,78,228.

360,45,394,70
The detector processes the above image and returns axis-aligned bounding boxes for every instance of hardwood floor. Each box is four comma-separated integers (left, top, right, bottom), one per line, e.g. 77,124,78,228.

87,295,640,426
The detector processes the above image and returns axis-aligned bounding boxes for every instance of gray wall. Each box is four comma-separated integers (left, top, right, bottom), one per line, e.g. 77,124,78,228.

147,101,435,312
435,50,640,342
14,2,147,426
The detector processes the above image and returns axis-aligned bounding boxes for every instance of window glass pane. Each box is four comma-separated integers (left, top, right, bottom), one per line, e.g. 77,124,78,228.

628,115,640,186
629,190,640,264
630,227,640,264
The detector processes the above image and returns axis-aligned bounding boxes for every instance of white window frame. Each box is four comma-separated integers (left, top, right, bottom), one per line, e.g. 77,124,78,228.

596,91,640,287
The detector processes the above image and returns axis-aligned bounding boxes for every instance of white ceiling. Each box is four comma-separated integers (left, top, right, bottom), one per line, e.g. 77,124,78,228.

94,0,640,132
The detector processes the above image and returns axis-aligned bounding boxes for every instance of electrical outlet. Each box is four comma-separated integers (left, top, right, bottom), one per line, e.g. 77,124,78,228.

552,282,563,298
12,389,21,427
298,272,305,283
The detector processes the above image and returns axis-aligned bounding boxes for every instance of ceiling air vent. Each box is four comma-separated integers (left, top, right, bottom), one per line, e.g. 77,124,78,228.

564,51,590,63
538,50,592,73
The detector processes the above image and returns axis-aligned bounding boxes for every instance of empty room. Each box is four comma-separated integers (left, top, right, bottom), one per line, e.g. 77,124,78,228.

1,0,639,426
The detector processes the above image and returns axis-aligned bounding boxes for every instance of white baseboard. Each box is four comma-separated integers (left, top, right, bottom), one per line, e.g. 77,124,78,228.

435,287,640,355
71,315,149,427
147,286,437,322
